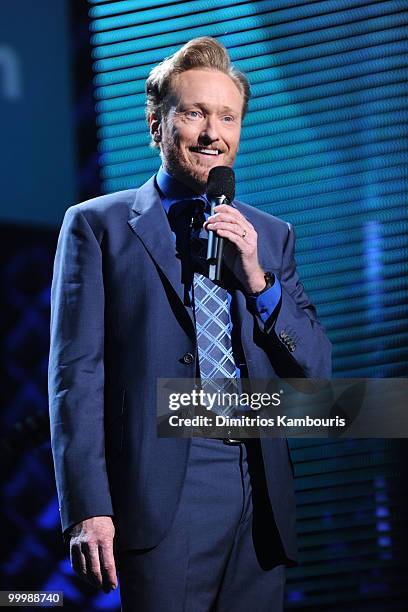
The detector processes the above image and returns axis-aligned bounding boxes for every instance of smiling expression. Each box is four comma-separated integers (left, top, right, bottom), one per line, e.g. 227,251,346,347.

151,69,243,192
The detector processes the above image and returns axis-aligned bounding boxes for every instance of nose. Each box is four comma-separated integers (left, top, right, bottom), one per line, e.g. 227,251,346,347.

199,115,220,145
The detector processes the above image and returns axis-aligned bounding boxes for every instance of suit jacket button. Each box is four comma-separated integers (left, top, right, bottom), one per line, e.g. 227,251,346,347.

182,352,195,365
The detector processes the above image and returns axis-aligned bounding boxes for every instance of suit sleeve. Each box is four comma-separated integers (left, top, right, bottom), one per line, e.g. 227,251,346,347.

258,223,332,378
48,207,113,541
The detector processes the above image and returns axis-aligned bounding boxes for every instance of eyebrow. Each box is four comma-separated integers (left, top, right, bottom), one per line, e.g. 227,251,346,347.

180,102,239,115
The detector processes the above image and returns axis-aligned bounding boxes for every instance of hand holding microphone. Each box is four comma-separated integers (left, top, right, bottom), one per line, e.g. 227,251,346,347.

205,166,266,293
205,166,235,281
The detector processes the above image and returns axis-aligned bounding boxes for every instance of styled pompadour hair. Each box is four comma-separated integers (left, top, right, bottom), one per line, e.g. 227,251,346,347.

145,36,250,147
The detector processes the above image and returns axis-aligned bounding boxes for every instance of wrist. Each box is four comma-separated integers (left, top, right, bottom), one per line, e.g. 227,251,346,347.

246,271,275,297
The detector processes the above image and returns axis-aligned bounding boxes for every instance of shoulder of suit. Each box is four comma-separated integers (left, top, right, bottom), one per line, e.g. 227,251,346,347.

234,199,292,233
66,188,138,218
59,189,139,240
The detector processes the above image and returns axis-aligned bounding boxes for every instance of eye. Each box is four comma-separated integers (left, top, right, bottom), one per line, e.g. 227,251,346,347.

222,115,235,123
185,110,202,119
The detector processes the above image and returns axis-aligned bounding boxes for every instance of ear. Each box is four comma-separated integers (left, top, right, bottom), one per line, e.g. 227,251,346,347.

149,112,162,143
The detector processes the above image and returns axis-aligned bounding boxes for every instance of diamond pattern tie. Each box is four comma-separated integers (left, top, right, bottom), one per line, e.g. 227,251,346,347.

190,203,237,416
193,275,236,379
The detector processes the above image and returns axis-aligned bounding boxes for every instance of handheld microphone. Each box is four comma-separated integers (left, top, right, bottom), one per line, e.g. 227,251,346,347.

206,166,235,282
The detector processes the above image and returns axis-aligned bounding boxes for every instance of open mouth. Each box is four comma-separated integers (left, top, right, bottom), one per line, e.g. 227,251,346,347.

190,147,221,156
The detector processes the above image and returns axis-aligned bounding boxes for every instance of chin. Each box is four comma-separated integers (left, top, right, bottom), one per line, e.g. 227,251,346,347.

178,165,209,190
190,173,207,191
188,162,222,185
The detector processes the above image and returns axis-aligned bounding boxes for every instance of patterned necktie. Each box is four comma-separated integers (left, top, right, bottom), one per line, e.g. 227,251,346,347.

190,203,237,415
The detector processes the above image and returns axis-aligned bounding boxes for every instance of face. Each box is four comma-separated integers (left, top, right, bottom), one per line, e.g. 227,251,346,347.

151,69,243,192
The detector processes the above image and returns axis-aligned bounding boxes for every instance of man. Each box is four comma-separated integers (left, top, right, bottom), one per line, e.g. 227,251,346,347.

49,37,331,611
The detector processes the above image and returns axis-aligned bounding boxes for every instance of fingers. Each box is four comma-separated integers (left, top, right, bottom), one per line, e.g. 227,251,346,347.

71,539,117,592
211,204,250,225
206,221,248,240
82,540,104,588
99,541,118,592
204,204,264,292
70,543,87,577
69,516,117,593
208,227,247,248
207,206,250,227
205,205,254,242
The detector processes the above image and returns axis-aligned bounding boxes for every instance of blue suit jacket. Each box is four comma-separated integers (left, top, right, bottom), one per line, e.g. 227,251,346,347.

48,176,331,564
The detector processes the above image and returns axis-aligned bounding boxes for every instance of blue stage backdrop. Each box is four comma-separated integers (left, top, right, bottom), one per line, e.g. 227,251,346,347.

90,0,408,379
0,0,76,227
87,1,408,609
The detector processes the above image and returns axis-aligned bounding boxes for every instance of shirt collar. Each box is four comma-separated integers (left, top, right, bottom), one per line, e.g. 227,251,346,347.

155,166,208,215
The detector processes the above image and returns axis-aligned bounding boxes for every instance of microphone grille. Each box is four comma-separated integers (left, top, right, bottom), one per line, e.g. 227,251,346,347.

207,166,235,202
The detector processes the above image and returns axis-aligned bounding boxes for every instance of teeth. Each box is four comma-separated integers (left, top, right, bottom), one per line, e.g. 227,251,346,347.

194,148,219,155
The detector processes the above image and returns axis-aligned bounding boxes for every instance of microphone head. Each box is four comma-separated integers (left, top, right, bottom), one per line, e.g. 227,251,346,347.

206,166,235,202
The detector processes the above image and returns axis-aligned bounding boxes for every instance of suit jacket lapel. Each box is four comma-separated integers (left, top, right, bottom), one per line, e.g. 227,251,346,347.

128,176,195,327
127,180,275,338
